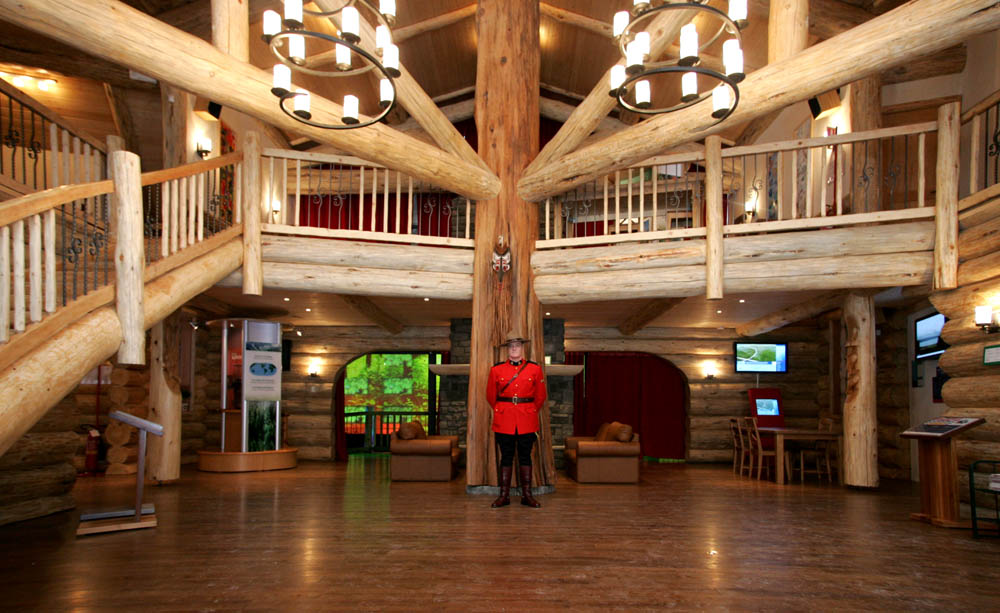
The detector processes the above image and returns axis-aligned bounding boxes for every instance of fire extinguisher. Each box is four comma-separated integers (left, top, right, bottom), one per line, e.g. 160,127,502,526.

84,428,100,474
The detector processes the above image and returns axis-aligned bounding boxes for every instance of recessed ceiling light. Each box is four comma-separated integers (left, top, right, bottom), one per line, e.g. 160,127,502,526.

716,310,722,314
738,299,745,303
423,297,430,302
545,312,551,316
283,297,290,302
296,330,302,337
305,308,312,312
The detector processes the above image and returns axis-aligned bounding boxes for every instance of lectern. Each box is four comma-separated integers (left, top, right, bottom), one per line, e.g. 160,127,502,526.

901,417,985,528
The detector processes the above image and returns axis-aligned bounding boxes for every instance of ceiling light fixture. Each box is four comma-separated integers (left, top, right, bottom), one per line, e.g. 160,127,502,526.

262,0,399,130
609,1,747,123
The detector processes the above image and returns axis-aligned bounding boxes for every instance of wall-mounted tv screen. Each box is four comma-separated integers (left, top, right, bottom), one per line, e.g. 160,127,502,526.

734,342,788,373
915,313,947,361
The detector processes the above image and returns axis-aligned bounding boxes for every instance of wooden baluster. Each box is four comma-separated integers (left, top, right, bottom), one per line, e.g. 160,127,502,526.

371,166,378,232
918,132,926,208
170,178,180,254
0,226,9,342
187,174,197,243
639,167,645,233
13,220,25,332
820,146,829,217
407,176,413,234
395,171,401,234
294,159,301,227
161,180,171,258
652,168,658,232
614,170,620,235
234,163,242,224
282,157,288,226
178,176,188,250
383,166,389,233
45,124,58,313
545,198,550,240
465,198,471,239
836,145,843,216
791,148,799,219
602,177,609,236
358,165,364,231
969,114,982,194
197,172,205,241
28,214,41,323
777,151,786,221
627,168,633,233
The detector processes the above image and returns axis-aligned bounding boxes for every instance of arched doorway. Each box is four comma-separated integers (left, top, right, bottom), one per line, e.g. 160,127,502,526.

569,352,688,460
332,352,446,460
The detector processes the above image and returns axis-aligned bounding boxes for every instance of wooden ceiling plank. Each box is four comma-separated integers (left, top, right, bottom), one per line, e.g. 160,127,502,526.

338,295,405,335
538,3,611,38
394,4,477,43
617,298,684,336
518,0,1000,202
2,0,500,201
312,0,492,176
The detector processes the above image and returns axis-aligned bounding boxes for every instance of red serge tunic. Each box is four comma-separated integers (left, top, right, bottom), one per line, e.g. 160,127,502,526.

486,360,547,435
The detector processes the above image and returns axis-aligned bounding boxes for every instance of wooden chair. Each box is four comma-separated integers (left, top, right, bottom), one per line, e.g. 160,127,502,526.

730,418,747,475
736,417,755,477
745,417,791,481
798,417,839,482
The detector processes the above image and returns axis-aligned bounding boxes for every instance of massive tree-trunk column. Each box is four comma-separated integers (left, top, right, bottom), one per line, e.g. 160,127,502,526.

467,0,554,489
842,292,878,488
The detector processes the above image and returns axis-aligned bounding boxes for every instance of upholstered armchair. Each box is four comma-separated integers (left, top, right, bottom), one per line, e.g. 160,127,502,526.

564,421,640,483
389,421,460,481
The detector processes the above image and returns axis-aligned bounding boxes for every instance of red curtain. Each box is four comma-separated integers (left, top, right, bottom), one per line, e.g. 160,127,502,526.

572,352,687,460
296,191,454,237
334,371,347,462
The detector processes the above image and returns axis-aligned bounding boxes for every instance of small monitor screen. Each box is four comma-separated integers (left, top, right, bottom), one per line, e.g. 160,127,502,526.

915,313,947,361
734,342,788,373
755,398,780,416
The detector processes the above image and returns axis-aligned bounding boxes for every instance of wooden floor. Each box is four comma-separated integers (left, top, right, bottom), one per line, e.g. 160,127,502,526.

1,457,997,611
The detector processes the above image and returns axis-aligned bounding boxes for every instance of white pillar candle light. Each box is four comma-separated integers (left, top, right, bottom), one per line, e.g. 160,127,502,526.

712,84,731,118
723,39,745,82
284,0,303,28
380,78,394,108
343,94,359,124
341,6,360,43
380,0,396,23
633,0,650,14
335,43,351,71
975,305,994,326
293,89,311,119
681,71,698,102
635,80,651,109
679,23,699,66
625,41,644,74
609,64,626,96
613,11,629,38
376,25,391,51
271,64,291,96
634,31,651,59
262,10,281,40
729,0,749,28
383,44,400,77
288,34,305,65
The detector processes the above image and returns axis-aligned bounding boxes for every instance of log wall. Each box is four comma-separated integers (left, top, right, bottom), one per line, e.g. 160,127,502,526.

564,326,829,463
875,309,912,481
930,192,1000,511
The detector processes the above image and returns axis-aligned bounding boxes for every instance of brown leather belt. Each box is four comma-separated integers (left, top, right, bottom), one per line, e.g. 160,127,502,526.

497,396,534,405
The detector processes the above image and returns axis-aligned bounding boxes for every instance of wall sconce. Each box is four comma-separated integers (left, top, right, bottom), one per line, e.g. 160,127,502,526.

704,364,718,380
196,137,213,159
975,305,999,333
308,359,321,377
271,199,282,219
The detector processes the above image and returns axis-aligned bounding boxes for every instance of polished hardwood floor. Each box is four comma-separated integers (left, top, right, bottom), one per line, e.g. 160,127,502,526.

1,457,997,611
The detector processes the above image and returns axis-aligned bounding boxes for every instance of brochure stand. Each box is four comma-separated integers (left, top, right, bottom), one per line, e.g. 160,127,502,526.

901,417,985,528
77,411,163,536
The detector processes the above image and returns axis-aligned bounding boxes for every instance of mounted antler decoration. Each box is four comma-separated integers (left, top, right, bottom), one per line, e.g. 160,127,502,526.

491,235,511,282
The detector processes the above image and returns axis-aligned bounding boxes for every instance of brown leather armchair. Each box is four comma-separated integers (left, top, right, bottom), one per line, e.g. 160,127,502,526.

389,421,460,481
564,421,640,483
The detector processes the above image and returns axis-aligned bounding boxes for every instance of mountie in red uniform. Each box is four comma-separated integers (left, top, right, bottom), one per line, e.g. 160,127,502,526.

487,359,547,435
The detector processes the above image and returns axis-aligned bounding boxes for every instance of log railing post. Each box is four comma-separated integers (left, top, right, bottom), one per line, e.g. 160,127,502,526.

705,135,723,299
147,319,182,483
242,131,263,295
842,292,878,488
112,150,145,365
934,101,960,290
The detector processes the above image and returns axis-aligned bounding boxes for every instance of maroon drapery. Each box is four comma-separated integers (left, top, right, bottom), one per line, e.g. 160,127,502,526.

571,352,686,460
297,191,455,237
334,371,347,462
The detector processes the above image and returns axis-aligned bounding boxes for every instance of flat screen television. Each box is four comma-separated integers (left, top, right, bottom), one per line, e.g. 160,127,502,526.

914,312,947,361
734,342,788,373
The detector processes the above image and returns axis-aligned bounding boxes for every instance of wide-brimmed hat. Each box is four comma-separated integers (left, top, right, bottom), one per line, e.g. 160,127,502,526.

499,330,531,346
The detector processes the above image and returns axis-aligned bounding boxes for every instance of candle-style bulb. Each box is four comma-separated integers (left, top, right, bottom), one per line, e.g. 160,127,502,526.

679,23,699,67
343,94,359,125
341,6,360,43
293,89,311,120
271,64,291,97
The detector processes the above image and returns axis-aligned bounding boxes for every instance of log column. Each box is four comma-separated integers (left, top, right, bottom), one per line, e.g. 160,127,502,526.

112,151,145,365
467,0,553,489
842,292,878,488
211,0,249,62
242,130,263,295
935,101,960,290
146,318,182,483
705,135,723,299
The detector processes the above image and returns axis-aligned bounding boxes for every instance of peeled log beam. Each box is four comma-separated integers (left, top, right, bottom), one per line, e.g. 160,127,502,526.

338,295,404,335
0,462,76,505
617,299,683,336
0,239,242,457
219,262,472,300
959,215,1000,261
0,494,75,527
942,375,1000,408
535,252,932,303
958,250,1000,287
262,235,473,274
959,186,1000,230
0,0,500,201
736,291,844,337
941,313,989,346
929,274,1000,319
0,432,79,469
517,0,1000,201
935,101,961,290
843,293,878,488
939,339,1000,378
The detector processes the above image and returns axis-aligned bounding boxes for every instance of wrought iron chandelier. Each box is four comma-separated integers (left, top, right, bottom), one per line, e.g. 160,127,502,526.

263,0,400,129
609,0,748,123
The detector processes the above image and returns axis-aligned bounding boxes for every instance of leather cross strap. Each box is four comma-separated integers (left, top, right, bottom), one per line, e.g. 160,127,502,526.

497,362,529,397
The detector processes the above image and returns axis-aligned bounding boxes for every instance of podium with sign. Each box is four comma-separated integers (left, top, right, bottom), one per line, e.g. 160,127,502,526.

197,319,297,472
901,416,985,528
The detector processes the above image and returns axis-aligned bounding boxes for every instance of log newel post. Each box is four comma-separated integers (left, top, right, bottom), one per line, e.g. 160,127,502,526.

211,0,249,63
112,150,145,365
934,101,960,290
242,130,263,295
705,135,723,300
147,319,182,483
842,293,878,488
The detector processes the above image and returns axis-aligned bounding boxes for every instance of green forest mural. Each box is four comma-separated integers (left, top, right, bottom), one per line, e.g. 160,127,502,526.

344,353,440,436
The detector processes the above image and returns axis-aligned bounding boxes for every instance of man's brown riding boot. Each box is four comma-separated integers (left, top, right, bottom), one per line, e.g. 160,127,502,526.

491,466,512,508
519,465,541,508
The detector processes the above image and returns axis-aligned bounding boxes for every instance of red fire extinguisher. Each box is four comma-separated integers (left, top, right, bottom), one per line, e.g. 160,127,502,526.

84,428,100,474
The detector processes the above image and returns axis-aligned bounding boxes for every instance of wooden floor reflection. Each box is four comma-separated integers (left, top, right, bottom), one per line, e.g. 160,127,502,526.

1,456,997,610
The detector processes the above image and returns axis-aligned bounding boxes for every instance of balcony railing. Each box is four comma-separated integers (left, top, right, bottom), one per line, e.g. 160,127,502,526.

963,88,1000,195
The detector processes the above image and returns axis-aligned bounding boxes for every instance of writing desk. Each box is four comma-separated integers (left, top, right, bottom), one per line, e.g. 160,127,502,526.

757,426,844,485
